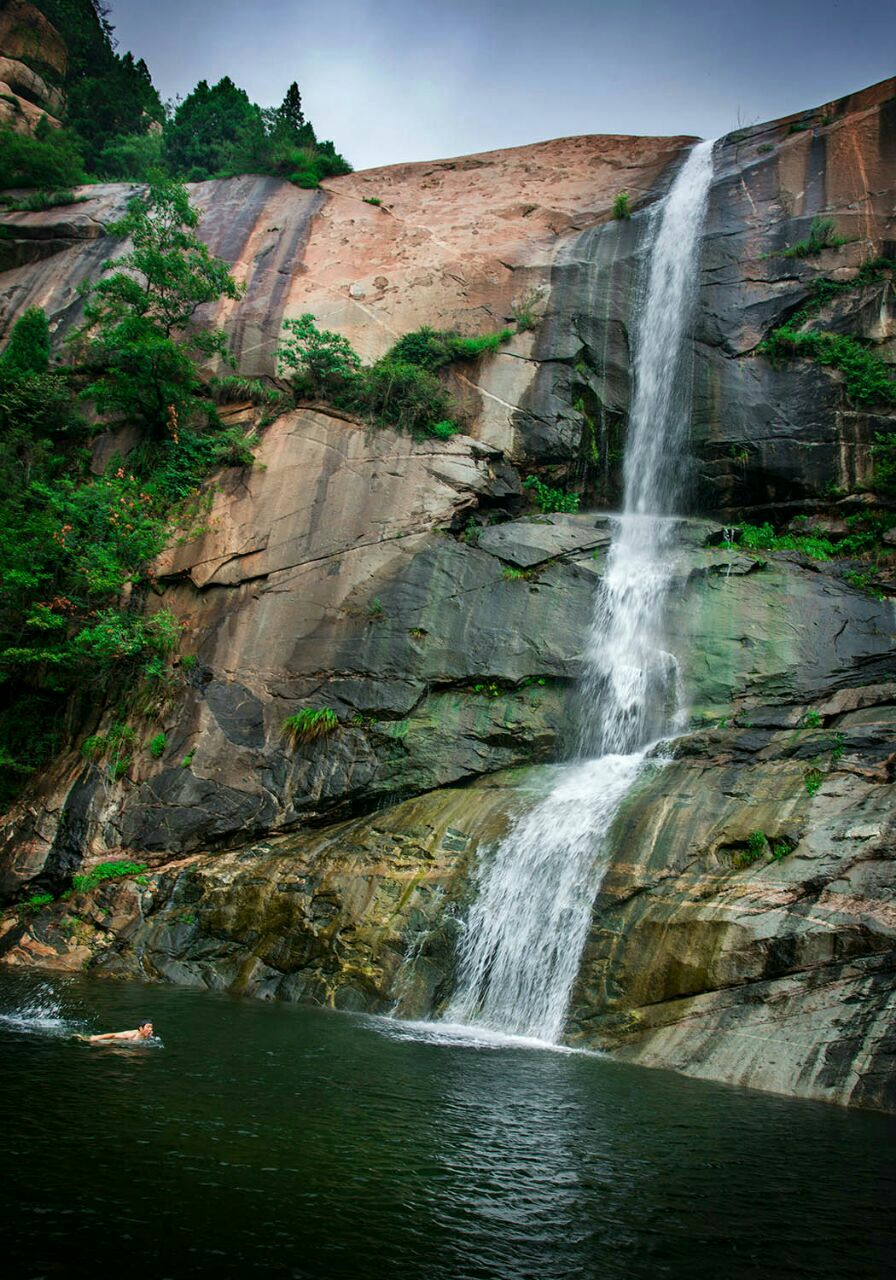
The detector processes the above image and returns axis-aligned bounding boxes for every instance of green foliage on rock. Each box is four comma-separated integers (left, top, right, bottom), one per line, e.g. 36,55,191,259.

384,326,513,371
283,707,339,743
277,315,510,438
778,217,848,259
71,859,149,893
523,475,581,513
74,179,244,436
5,8,349,189
759,327,896,409
0,307,50,376
612,190,631,220
278,314,361,400
0,117,85,190
0,181,254,806
163,77,351,187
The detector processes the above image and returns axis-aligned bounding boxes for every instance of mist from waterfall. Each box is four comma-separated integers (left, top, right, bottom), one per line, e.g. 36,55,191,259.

443,139,716,1042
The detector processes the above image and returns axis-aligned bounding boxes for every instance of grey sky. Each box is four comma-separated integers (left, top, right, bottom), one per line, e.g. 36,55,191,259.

108,0,894,170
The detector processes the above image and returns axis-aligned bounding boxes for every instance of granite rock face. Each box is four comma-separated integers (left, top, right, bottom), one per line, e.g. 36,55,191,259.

2,82,896,1112
0,2,67,132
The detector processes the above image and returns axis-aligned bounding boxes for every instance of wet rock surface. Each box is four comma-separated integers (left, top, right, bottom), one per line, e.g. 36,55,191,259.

2,82,896,1112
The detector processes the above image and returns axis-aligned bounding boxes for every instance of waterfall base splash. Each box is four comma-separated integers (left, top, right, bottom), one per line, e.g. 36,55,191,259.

444,751,651,1041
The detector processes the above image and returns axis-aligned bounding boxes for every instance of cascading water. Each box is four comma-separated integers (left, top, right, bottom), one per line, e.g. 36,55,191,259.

443,139,715,1042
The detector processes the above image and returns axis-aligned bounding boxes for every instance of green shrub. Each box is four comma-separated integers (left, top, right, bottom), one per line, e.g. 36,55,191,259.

0,307,50,376
0,120,85,190
383,325,511,371
95,130,165,182
523,475,581,514
430,420,458,439
779,217,848,259
511,287,545,333
734,522,835,561
283,707,339,743
363,196,382,206
277,316,511,438
612,191,631,220
75,178,244,437
758,327,895,408
4,189,87,212
22,892,54,912
359,358,451,435
181,750,195,768
278,313,361,398
71,860,148,893
149,732,167,758
804,767,824,797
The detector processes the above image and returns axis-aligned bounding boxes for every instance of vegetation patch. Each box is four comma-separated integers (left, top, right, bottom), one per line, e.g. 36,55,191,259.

777,217,849,259
4,189,88,212
277,316,513,439
282,707,339,743
0,180,255,805
612,191,631,220
71,860,149,894
523,475,581,514
804,767,824,797
733,830,796,869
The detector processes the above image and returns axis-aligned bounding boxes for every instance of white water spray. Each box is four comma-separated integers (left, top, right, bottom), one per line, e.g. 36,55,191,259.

444,140,715,1041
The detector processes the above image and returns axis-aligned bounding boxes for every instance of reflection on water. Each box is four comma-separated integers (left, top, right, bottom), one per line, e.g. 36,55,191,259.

1,971,894,1280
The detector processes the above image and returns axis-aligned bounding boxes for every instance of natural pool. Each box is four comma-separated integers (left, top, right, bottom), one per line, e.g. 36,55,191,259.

1,972,893,1279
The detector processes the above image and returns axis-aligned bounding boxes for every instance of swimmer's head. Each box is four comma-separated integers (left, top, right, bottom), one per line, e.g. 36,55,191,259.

138,1019,153,1038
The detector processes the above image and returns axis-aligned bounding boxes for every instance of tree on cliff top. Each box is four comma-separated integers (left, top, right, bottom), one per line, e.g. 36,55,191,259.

164,78,267,181
277,83,306,135
75,178,244,436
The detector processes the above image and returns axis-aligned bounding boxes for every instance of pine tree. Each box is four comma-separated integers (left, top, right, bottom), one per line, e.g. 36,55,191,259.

278,82,305,135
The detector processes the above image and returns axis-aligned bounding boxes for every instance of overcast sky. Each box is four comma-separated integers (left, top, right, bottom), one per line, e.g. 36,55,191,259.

108,0,893,171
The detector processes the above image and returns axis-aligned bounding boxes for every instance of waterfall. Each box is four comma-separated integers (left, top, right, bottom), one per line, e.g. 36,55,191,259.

443,140,715,1042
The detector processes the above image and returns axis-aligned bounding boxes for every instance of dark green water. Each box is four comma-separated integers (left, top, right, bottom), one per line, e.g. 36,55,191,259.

1,973,894,1280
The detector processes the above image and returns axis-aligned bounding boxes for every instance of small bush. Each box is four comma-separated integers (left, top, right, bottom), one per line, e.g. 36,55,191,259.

502,566,538,582
734,523,835,562
181,750,195,769
71,860,148,893
358,358,451,435
779,217,848,259
278,313,361,399
22,892,54,912
0,121,85,190
471,682,502,699
0,306,50,376
758,327,895,408
804,767,824,797
612,191,631,220
430,420,458,439
5,189,86,212
523,475,581,514
384,326,512,371
283,707,339,742
511,287,545,333
803,709,822,728
363,196,382,206
149,733,167,758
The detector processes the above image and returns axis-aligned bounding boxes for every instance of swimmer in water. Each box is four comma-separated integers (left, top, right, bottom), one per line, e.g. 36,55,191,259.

80,1019,154,1044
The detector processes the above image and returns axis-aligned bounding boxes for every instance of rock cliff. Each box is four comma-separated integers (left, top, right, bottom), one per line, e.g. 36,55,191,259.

1,77,895,1113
